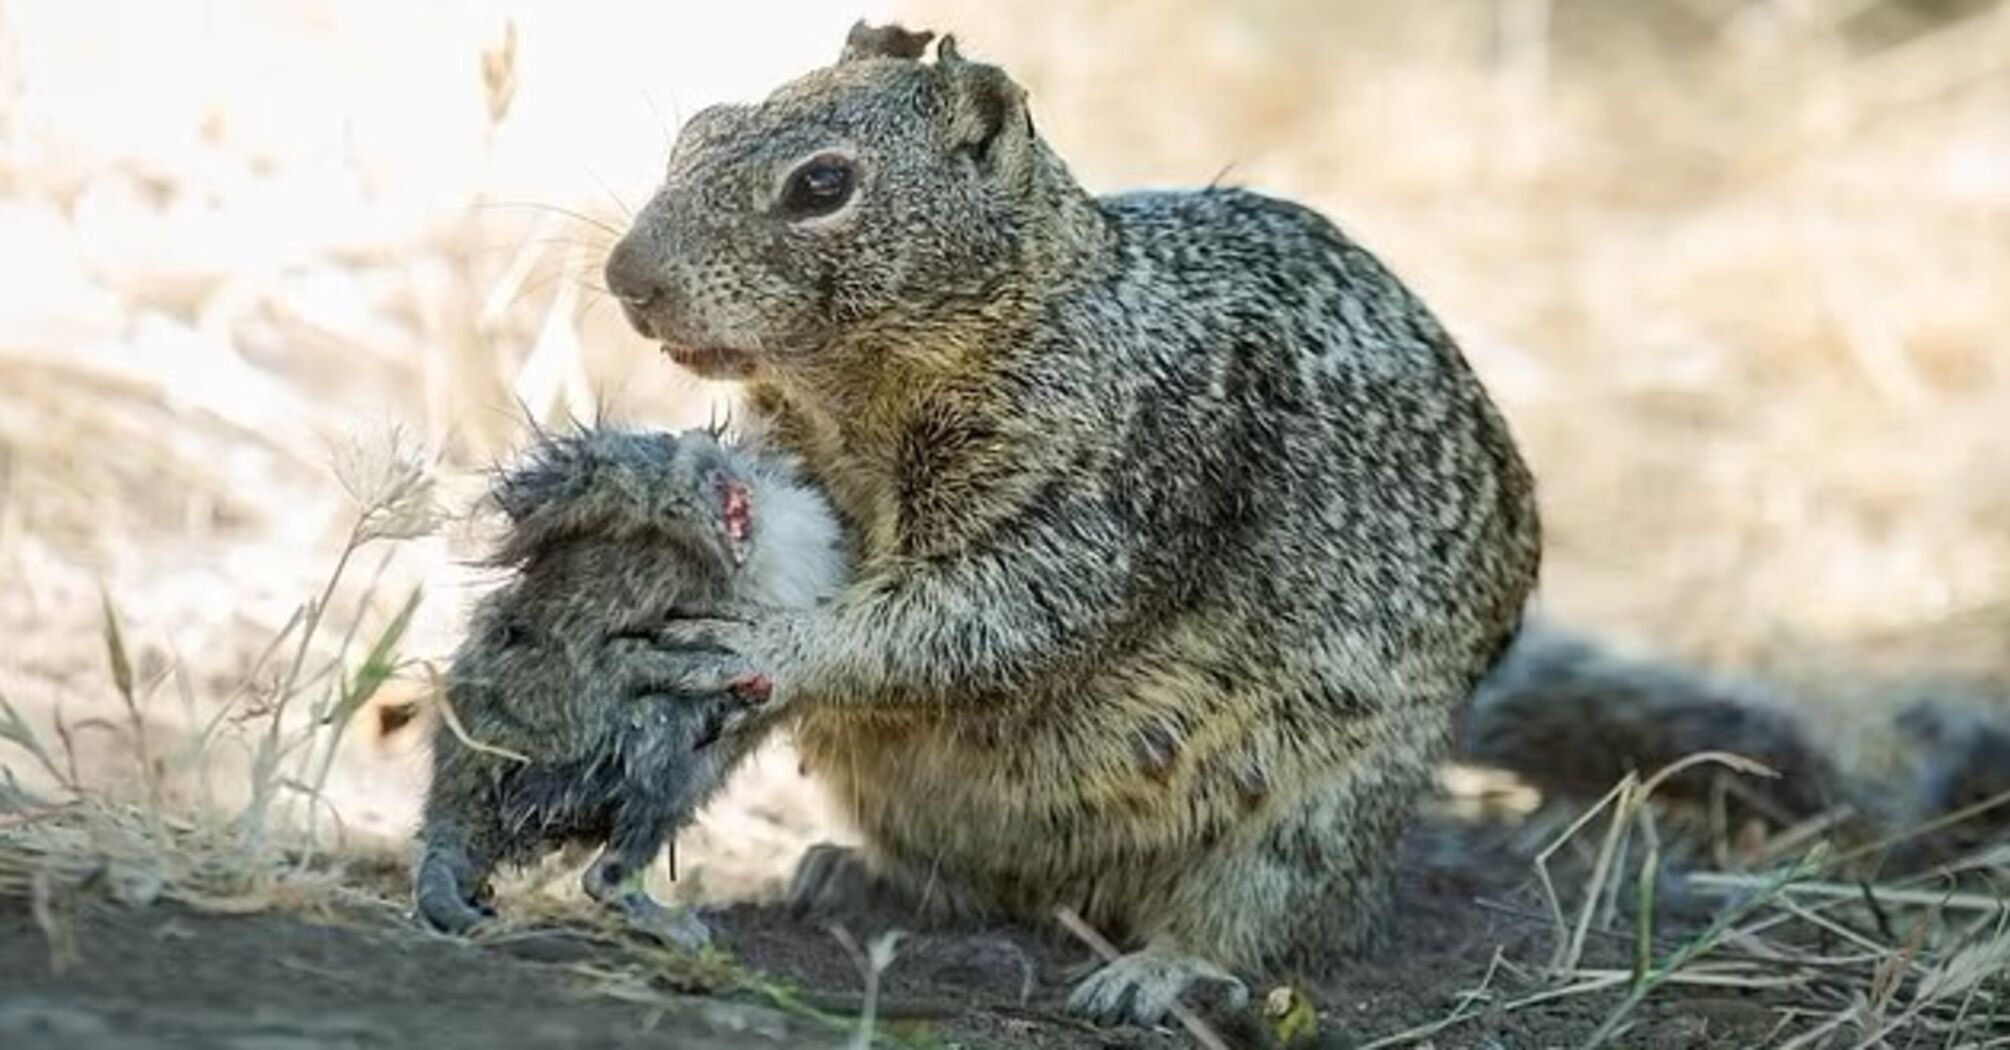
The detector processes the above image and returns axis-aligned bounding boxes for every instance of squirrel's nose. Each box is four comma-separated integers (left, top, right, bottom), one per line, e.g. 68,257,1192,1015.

604,234,667,336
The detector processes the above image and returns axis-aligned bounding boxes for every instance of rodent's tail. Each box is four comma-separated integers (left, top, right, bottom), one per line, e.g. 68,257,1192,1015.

1455,620,1850,824
1458,616,2010,868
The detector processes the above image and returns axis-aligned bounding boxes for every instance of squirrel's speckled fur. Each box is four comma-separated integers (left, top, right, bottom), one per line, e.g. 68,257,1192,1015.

603,22,1541,1024
413,424,848,945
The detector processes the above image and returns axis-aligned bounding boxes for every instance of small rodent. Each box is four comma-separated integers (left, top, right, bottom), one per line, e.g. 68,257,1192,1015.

601,21,1541,1026
413,423,848,947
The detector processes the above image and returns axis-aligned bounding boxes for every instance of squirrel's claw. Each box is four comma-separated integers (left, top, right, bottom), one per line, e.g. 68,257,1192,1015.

1066,948,1249,1029
626,618,776,704
610,632,767,704
646,616,754,654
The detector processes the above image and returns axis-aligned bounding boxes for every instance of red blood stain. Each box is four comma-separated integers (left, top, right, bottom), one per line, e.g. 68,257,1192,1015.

722,480,752,544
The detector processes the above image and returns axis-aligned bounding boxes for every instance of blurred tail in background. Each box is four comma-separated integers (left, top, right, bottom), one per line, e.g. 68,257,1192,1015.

1459,614,2010,866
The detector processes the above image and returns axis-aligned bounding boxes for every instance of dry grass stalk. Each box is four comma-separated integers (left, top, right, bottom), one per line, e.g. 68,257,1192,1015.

829,925,907,1050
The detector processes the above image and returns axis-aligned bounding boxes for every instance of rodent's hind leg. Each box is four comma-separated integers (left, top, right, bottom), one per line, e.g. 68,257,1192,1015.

1066,720,1429,1027
786,842,985,927
582,846,712,952
1064,944,1250,1028
413,833,497,935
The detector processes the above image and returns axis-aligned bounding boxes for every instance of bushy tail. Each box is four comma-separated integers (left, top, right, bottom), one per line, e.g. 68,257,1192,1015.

1458,618,2010,856
1456,620,1851,825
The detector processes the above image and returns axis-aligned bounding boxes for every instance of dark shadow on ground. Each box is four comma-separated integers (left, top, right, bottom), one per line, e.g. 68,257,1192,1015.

0,821,1797,1050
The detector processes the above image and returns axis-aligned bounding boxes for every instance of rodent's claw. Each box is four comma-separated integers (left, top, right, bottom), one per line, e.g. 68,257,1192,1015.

413,844,497,936
1066,949,1249,1029
617,893,714,953
413,878,496,936
581,854,711,951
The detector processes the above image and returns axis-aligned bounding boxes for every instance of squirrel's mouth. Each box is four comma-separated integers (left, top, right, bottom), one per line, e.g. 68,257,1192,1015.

660,342,761,380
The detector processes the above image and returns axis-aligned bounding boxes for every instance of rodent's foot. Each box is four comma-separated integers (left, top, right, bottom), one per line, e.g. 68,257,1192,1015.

581,853,712,952
413,879,497,936
413,848,497,936
1066,948,1250,1028
616,893,714,952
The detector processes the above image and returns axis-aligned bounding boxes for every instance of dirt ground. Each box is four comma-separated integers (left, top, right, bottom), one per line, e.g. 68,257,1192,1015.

1,815,1798,1050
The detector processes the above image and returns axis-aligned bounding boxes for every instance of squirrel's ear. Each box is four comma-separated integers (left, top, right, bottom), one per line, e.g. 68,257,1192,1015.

838,20,935,64
933,35,1034,179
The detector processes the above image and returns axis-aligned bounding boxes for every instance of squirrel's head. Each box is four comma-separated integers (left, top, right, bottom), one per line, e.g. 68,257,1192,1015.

603,22,1077,381
486,424,756,576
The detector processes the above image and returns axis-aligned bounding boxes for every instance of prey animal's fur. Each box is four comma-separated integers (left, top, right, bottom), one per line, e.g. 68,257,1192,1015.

414,423,848,946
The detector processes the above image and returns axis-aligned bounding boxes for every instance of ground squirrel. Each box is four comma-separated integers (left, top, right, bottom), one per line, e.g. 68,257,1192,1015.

1460,620,2010,861
601,22,1540,1026
414,423,848,947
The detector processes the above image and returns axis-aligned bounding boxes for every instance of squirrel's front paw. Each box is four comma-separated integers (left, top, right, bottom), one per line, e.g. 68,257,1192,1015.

608,629,771,704
1066,948,1249,1028
620,618,780,704
645,615,753,654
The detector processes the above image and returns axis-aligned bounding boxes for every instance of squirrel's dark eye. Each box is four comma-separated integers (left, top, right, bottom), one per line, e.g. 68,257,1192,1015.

779,155,854,219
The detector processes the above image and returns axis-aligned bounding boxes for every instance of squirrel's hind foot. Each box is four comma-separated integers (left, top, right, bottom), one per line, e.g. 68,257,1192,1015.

1065,946,1250,1028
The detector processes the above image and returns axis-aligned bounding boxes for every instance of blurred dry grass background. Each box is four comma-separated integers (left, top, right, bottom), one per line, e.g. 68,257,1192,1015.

2,0,2007,896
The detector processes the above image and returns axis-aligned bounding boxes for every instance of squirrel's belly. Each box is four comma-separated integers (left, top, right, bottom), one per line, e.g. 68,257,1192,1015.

786,672,1318,913
790,707,1102,855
